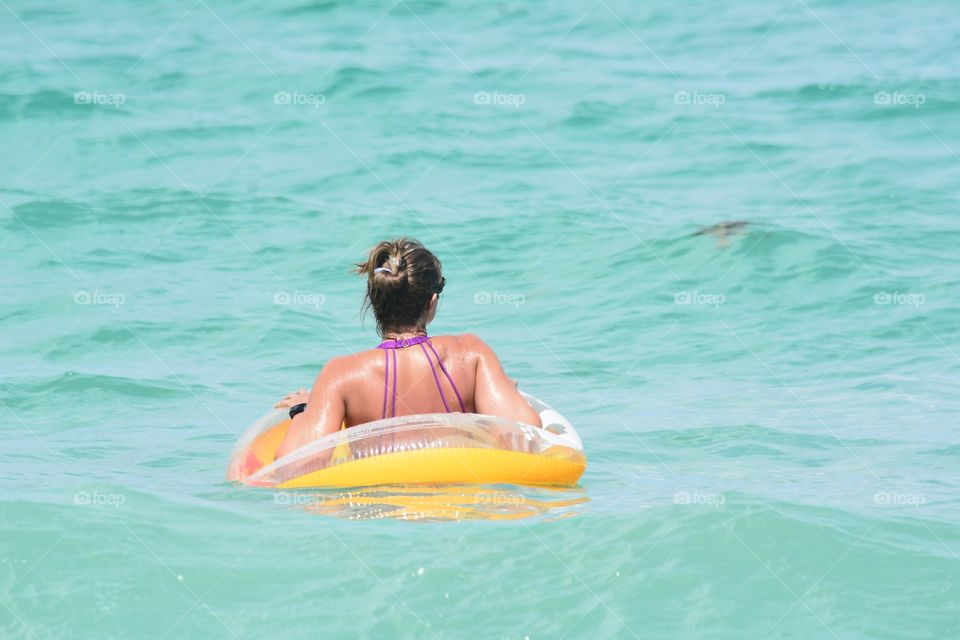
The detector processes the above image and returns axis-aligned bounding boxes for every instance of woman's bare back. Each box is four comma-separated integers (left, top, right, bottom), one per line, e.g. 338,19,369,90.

342,334,476,426
275,333,540,459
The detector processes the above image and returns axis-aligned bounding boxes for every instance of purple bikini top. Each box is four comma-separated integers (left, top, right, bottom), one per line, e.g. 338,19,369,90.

377,334,465,419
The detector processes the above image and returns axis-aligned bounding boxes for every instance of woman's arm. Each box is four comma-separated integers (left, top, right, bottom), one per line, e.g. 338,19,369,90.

274,388,309,408
466,334,542,427
275,358,348,460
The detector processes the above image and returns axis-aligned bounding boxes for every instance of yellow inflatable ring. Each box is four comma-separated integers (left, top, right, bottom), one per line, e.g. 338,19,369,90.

226,392,586,488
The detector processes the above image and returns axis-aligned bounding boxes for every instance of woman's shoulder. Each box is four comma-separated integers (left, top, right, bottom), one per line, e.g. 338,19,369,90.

329,334,491,369
323,348,380,377
430,333,494,358
430,332,480,345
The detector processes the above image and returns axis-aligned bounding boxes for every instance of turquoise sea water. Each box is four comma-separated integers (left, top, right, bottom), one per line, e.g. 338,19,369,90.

2,0,959,637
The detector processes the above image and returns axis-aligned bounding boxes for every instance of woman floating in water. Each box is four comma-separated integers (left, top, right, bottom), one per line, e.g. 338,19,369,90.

273,238,541,459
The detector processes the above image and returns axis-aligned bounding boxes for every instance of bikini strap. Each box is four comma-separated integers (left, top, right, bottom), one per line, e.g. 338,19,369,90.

419,342,451,412
426,339,466,412
377,335,430,350
381,348,389,420
391,348,398,418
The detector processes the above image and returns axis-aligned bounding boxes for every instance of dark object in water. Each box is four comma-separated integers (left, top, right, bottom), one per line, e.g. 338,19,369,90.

693,221,750,247
693,221,749,236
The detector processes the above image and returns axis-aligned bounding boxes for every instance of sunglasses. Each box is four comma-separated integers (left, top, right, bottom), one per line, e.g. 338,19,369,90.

435,276,446,295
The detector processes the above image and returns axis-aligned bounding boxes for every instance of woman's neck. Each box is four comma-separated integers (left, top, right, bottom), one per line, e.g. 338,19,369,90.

382,327,427,340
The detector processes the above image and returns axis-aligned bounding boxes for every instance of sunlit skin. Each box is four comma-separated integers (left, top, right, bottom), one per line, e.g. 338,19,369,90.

274,293,541,460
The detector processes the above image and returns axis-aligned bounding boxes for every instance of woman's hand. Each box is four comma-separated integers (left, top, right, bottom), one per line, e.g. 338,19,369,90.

274,388,309,409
